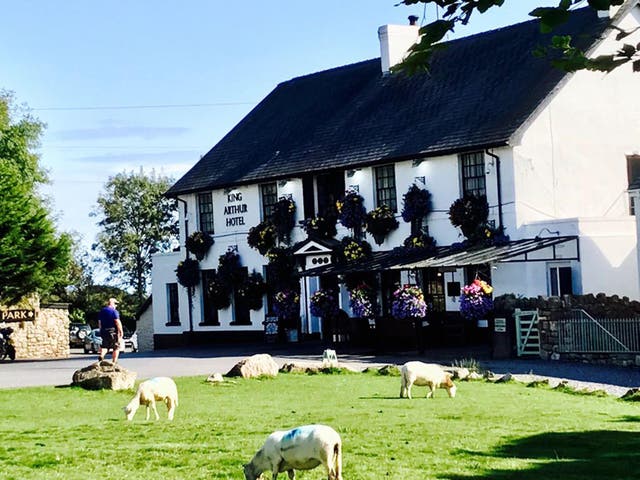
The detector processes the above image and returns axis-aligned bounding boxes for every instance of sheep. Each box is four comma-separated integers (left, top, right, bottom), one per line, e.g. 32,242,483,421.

124,377,179,421
243,424,343,480
399,361,456,399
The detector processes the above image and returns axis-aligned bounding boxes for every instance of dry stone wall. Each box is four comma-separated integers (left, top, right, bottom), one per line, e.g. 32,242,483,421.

1,298,69,360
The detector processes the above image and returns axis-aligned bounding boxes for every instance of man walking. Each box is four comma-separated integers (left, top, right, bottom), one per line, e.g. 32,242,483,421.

98,297,123,363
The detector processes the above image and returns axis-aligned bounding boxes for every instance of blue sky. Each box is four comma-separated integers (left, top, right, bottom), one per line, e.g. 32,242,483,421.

1,0,547,251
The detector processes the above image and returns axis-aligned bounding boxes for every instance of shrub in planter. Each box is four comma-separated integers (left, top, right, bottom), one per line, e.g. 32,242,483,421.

175,258,200,288
185,231,214,260
266,246,297,291
272,197,297,244
448,194,489,241
336,190,366,233
247,221,277,255
365,205,399,245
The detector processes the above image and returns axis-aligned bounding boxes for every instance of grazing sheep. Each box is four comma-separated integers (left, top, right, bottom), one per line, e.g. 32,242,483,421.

124,377,178,421
243,424,343,480
400,361,456,399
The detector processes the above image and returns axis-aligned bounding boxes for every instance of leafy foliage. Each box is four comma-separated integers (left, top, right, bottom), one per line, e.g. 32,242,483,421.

237,271,267,311
448,193,489,241
93,170,177,305
365,205,399,245
336,190,367,232
0,92,72,305
301,215,338,239
272,197,296,244
396,0,637,75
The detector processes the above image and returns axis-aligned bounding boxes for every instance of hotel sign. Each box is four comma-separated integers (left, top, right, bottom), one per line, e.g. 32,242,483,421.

1,309,36,322
224,191,248,227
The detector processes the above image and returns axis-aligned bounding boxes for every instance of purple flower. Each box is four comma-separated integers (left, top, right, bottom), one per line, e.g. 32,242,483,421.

391,285,427,320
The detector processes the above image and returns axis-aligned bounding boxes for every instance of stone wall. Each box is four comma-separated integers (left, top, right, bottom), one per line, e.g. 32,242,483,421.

137,301,154,352
1,298,70,360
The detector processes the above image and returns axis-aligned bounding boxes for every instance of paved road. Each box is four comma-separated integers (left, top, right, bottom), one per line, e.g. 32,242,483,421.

1,343,640,396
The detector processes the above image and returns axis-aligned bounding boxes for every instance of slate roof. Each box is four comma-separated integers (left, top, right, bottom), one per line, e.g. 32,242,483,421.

167,7,609,197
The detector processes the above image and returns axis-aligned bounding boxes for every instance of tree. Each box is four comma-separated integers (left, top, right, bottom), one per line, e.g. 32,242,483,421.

93,170,178,306
397,0,638,75
0,92,72,306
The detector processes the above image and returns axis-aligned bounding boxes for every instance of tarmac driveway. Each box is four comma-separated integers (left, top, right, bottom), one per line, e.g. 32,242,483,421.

1,343,639,395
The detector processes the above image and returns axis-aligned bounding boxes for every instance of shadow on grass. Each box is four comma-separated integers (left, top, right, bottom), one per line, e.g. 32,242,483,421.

443,430,640,480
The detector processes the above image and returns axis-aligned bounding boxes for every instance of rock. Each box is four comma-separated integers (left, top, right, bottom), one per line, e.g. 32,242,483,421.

280,362,316,374
451,367,470,380
226,353,279,379
72,361,136,390
206,372,224,383
467,372,483,381
495,372,514,383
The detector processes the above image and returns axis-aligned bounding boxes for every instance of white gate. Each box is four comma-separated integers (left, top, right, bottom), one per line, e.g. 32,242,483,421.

515,309,540,357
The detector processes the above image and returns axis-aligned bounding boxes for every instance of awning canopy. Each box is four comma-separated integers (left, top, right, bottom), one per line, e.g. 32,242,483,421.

299,235,579,277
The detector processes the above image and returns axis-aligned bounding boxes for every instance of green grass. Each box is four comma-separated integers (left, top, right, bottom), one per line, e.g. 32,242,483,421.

1,372,640,479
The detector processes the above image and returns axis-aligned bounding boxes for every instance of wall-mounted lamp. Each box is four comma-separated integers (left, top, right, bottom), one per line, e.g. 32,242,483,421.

279,193,293,201
346,168,361,178
278,179,290,187
414,176,426,186
412,158,424,167
227,245,239,253
224,187,235,195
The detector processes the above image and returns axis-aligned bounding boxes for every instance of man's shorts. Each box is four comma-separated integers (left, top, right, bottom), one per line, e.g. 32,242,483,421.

101,328,119,350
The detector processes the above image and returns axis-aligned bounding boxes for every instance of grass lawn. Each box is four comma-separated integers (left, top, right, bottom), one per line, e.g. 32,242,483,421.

1,369,639,479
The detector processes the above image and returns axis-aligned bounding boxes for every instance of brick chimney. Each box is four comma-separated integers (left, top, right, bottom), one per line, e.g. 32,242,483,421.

378,15,420,74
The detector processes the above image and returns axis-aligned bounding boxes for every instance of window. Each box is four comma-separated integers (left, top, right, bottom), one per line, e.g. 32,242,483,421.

197,192,215,234
549,265,573,296
166,283,180,325
260,182,278,221
421,269,445,313
460,152,486,197
231,267,251,325
374,164,397,212
626,155,640,215
317,172,345,217
200,270,219,326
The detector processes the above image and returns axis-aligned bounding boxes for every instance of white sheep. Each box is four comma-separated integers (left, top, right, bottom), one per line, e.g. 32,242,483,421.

400,361,456,399
243,424,343,480
124,377,179,421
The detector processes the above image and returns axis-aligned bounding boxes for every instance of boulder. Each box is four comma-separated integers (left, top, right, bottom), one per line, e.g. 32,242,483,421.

72,361,137,390
226,353,279,379
206,372,224,383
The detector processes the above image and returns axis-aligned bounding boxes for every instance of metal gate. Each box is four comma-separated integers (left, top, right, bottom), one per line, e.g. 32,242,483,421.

557,309,640,353
515,309,540,357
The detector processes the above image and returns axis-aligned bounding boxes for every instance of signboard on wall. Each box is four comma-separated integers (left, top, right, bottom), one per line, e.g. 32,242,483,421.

494,317,506,332
224,191,248,227
1,309,36,322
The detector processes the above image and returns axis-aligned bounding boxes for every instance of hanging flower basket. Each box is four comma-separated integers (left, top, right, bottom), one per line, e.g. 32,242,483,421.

266,246,297,290
391,284,427,320
340,236,372,263
402,233,437,253
247,221,277,255
273,289,300,321
185,231,214,261
238,271,267,310
401,184,432,224
272,197,297,244
175,258,200,288
302,215,338,239
448,194,489,241
218,250,243,284
365,205,399,245
208,272,232,310
310,289,339,318
459,279,494,320
336,190,366,231
348,283,377,318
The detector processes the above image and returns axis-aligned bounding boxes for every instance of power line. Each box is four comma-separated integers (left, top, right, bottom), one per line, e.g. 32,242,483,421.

33,101,256,111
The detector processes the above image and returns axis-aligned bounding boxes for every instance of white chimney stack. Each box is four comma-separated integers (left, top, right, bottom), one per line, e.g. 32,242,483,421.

378,15,420,74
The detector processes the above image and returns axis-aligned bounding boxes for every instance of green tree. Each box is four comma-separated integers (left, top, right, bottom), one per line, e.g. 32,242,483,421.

397,0,638,74
0,92,72,306
93,170,177,306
